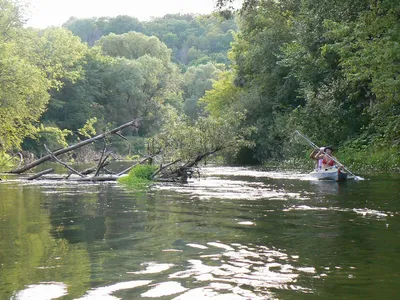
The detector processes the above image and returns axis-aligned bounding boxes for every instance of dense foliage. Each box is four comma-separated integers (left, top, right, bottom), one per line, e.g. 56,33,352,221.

1,0,399,172
63,13,237,68
214,0,399,170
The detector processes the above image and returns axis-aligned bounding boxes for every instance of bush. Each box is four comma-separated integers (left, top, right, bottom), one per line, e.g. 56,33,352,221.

117,164,157,187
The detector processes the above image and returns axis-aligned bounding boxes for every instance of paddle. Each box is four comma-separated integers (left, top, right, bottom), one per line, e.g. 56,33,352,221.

294,130,363,180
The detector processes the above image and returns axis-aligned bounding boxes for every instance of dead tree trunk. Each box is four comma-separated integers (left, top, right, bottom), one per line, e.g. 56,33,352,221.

9,119,140,174
44,144,85,177
27,168,54,180
154,147,223,183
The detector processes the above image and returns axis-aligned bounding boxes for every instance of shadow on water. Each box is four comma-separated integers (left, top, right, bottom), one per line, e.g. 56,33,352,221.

1,166,400,299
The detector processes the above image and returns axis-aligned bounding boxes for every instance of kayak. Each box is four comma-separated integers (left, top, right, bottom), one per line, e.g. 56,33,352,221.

309,168,348,182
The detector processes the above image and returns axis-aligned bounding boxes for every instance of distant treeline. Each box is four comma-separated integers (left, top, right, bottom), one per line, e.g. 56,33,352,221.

63,14,237,67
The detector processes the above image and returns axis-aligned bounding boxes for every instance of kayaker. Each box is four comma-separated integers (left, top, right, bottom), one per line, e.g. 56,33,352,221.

309,147,325,170
316,147,343,170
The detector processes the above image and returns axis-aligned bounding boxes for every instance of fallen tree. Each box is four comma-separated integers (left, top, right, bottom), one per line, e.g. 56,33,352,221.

151,147,223,183
8,119,140,179
7,111,242,183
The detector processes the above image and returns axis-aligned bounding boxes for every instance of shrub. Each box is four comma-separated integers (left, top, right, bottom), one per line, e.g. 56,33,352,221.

117,164,157,187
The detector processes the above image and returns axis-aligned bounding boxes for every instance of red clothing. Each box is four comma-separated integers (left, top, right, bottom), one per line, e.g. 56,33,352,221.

322,158,334,166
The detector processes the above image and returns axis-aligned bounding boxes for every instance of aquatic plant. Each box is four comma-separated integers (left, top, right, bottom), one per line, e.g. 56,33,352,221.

117,164,157,187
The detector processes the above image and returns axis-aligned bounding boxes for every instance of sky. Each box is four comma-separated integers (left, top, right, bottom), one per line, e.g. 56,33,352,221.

25,0,239,29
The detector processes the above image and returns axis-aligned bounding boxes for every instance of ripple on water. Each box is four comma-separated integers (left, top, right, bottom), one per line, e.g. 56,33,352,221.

202,167,308,180
150,166,312,201
283,205,392,219
164,242,314,298
155,178,306,201
126,262,175,274
12,242,316,299
76,280,152,300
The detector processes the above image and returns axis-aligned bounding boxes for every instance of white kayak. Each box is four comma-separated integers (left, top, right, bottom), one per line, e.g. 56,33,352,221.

309,168,348,182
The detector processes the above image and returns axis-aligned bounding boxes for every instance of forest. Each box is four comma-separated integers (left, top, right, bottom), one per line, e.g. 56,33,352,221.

0,0,399,173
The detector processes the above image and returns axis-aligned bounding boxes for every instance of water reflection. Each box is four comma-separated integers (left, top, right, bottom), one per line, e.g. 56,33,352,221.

155,167,309,201
283,205,391,220
2,166,400,300
9,239,316,299
11,282,67,300
77,280,152,300
167,242,314,298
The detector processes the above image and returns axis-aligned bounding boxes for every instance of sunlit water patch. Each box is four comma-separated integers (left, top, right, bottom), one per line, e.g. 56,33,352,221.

127,262,175,274
202,167,308,180
154,167,308,201
164,242,314,299
11,282,67,300
76,280,152,300
155,180,304,200
283,205,393,219
11,242,316,299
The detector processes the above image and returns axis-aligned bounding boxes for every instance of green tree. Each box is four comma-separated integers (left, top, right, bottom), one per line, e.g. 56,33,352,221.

96,31,172,63
227,0,299,161
323,0,400,146
62,17,102,46
150,105,253,163
182,62,224,120
0,1,87,153
103,15,143,35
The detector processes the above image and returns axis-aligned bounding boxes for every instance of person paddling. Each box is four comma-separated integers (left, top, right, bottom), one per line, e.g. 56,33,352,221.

316,146,343,170
309,147,325,170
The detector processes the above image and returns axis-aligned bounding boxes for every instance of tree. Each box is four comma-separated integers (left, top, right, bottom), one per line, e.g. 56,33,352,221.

226,0,300,161
0,2,88,152
62,17,102,46
96,31,172,63
104,15,143,35
182,62,224,120
323,0,400,145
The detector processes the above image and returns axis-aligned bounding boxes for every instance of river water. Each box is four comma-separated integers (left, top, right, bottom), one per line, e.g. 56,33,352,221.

1,166,399,299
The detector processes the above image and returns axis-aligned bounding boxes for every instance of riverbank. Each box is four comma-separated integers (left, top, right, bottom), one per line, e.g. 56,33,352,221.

269,145,400,174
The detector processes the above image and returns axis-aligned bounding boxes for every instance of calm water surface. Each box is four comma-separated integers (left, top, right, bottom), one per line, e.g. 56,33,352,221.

1,166,400,299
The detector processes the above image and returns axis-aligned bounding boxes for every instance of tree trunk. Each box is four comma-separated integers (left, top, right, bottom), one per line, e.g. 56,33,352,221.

27,168,54,180
9,119,140,174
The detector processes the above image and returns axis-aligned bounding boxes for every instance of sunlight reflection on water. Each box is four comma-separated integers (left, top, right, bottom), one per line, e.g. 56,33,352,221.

11,282,67,300
5,166,400,300
13,242,314,299
76,280,152,300
202,167,308,180
166,242,314,299
154,167,309,201
283,205,391,219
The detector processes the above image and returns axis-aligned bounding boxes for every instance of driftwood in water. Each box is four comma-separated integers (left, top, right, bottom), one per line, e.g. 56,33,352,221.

27,168,54,180
9,116,223,183
153,147,223,183
44,144,85,178
75,175,121,182
151,159,182,179
9,119,141,174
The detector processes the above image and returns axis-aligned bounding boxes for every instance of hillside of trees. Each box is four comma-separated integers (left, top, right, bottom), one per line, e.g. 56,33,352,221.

1,0,399,172
63,13,237,68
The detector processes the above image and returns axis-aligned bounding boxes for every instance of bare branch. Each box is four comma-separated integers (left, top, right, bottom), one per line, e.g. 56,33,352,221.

44,144,85,178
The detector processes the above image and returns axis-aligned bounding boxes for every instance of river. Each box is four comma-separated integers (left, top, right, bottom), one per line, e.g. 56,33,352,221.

1,166,399,299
